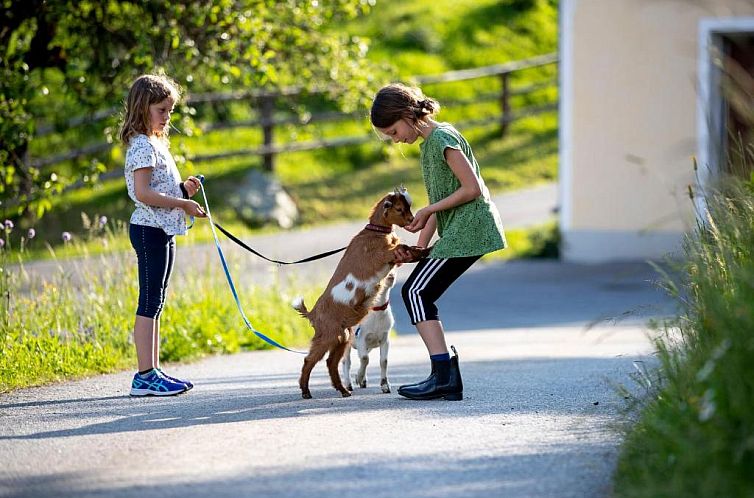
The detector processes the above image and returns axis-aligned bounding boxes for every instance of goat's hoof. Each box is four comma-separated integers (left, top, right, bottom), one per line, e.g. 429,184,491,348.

359,381,367,389
346,384,353,391
381,384,391,394
302,392,312,399
340,390,352,398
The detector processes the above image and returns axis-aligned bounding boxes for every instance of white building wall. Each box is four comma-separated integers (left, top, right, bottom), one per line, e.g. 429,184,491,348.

559,0,754,262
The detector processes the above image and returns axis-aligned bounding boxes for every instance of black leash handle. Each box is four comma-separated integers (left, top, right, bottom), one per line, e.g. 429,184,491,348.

212,221,347,265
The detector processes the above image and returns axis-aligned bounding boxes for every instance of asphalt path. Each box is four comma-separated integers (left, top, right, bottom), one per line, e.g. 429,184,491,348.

0,183,676,498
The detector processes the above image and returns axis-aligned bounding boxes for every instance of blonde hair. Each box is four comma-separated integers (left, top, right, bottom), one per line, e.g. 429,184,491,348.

370,83,440,129
119,74,181,146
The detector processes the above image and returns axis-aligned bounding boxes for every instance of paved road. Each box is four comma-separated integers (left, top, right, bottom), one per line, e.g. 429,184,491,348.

15,183,558,288
0,183,676,497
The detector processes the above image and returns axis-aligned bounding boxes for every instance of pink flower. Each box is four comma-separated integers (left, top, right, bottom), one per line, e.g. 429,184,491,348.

0,238,4,249
98,216,108,228
62,232,72,242
27,228,36,239
3,220,13,230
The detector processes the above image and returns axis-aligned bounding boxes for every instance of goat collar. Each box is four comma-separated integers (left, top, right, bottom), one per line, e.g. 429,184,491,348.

371,300,390,311
364,223,393,234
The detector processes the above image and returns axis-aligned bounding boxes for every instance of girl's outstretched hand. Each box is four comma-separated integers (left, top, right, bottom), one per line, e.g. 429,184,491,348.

183,176,202,197
393,244,430,264
405,207,432,233
182,199,206,217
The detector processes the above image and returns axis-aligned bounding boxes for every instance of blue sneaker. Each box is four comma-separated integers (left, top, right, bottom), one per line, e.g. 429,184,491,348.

130,369,188,396
156,368,193,390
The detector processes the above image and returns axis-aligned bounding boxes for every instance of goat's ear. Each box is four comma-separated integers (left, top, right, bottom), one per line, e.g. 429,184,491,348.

383,200,393,209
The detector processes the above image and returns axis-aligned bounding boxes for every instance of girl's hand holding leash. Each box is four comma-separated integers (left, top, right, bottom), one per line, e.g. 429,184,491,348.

182,176,202,197
182,199,206,217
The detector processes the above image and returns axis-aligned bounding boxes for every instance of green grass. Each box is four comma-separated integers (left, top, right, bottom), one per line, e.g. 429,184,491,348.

613,179,754,497
0,230,319,393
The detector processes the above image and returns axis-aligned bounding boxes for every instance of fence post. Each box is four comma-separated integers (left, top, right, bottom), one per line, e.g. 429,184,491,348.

499,72,511,137
260,95,275,172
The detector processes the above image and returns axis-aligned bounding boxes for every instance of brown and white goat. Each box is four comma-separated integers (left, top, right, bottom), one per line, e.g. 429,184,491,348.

292,188,429,399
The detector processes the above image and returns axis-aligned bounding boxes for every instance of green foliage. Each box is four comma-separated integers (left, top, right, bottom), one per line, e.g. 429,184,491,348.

1,0,376,218
613,180,754,497
5,0,558,252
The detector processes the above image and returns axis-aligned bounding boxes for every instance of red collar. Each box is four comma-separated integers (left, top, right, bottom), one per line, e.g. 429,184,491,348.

365,223,393,234
371,300,390,311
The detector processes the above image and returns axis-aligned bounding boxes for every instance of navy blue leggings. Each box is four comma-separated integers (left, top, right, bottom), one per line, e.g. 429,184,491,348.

129,224,175,319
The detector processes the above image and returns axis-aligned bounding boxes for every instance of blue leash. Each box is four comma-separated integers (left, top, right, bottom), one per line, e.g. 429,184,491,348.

195,175,306,354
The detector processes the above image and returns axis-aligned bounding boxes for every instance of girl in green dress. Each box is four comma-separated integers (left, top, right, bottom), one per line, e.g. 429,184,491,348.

370,83,506,401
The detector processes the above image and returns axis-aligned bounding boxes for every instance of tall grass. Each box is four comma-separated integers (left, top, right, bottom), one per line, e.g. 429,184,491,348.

613,178,754,497
0,223,318,393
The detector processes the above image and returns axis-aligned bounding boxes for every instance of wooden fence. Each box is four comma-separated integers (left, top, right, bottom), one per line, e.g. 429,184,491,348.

32,53,558,178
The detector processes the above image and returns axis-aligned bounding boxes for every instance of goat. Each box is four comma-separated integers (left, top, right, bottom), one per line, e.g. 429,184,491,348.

292,188,429,399
342,268,396,393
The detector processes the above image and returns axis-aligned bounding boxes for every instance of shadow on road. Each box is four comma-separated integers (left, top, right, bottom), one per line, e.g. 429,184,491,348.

0,354,648,442
391,260,675,333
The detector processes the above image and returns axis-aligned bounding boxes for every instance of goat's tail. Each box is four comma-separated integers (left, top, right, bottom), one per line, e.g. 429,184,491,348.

291,296,310,318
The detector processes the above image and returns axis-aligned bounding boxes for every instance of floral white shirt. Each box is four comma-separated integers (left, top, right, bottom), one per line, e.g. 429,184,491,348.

124,134,186,236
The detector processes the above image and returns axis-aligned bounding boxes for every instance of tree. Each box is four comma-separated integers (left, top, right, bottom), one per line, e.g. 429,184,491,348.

0,0,376,219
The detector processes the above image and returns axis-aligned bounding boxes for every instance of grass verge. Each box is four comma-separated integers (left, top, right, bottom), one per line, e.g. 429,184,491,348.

0,233,318,393
613,179,754,497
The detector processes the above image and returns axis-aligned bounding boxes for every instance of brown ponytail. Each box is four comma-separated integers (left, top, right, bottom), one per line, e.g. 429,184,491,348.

370,83,440,129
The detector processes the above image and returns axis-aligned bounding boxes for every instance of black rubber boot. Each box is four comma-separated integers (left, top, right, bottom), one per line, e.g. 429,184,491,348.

396,361,437,390
444,346,463,401
398,346,463,401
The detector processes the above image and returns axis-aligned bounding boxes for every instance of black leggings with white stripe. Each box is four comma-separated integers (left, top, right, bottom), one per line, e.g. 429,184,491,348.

401,256,481,325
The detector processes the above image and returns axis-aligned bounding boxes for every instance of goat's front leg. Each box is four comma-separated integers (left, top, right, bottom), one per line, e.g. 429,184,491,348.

393,244,432,264
379,339,391,393
341,331,354,391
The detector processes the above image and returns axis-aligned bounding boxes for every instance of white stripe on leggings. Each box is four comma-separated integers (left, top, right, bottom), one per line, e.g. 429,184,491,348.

408,258,447,322
408,259,440,321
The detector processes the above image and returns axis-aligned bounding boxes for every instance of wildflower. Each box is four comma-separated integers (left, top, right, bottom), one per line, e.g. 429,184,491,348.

62,232,72,242
0,238,4,249
4,219,13,230
27,228,36,239
98,216,108,228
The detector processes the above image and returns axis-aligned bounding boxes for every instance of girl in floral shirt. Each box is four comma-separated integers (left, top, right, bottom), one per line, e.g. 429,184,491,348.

120,74,205,396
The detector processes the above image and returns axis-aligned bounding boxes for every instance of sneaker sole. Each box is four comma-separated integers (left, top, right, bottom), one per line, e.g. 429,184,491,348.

129,388,188,397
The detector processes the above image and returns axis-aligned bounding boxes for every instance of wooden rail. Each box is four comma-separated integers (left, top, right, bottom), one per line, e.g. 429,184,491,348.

31,53,558,173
